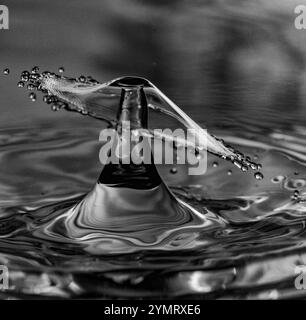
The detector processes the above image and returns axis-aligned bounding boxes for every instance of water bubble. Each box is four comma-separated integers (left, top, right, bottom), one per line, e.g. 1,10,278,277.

3,68,9,75
58,67,65,73
17,81,25,88
227,170,232,176
29,92,36,102
254,172,264,180
212,161,219,168
170,168,177,174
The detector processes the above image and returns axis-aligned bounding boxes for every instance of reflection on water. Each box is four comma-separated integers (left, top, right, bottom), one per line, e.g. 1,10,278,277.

0,123,306,299
0,0,306,299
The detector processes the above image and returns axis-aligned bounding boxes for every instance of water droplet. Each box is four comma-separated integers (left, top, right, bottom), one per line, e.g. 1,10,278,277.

27,83,35,90
21,74,29,82
78,75,86,83
58,67,65,73
17,81,25,88
241,165,248,172
196,153,203,160
254,172,264,180
292,190,300,200
233,160,242,169
31,66,39,73
43,95,55,104
3,68,9,75
212,161,218,168
227,170,232,176
29,92,36,102
29,73,40,81
51,105,59,112
170,168,177,174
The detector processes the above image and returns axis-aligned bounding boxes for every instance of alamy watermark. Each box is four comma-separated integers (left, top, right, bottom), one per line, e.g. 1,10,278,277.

99,121,208,175
294,265,306,290
0,5,9,30
295,5,306,29
0,265,9,290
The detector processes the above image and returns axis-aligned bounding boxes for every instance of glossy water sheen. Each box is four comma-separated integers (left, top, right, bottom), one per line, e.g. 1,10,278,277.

1,0,306,299
0,120,305,299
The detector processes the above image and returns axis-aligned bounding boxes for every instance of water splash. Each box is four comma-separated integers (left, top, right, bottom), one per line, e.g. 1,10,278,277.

18,69,261,174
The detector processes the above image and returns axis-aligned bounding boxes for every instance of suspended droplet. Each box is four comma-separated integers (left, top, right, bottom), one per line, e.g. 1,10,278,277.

212,161,218,168
227,170,232,176
21,75,29,82
254,172,264,180
58,67,65,73
17,81,25,88
233,160,242,169
20,71,30,81
3,68,10,75
294,171,299,176
51,104,60,112
31,66,39,73
257,163,262,170
241,165,248,172
27,83,35,90
29,92,36,102
29,73,40,81
292,190,300,201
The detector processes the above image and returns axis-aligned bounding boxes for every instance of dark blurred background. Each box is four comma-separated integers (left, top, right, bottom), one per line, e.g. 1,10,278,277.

0,0,306,133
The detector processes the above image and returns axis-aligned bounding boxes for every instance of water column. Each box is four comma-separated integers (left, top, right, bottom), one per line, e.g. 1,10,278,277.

98,77,162,189
61,77,204,246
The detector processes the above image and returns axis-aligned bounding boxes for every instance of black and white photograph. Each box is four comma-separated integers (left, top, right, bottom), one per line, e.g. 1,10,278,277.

0,0,306,306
